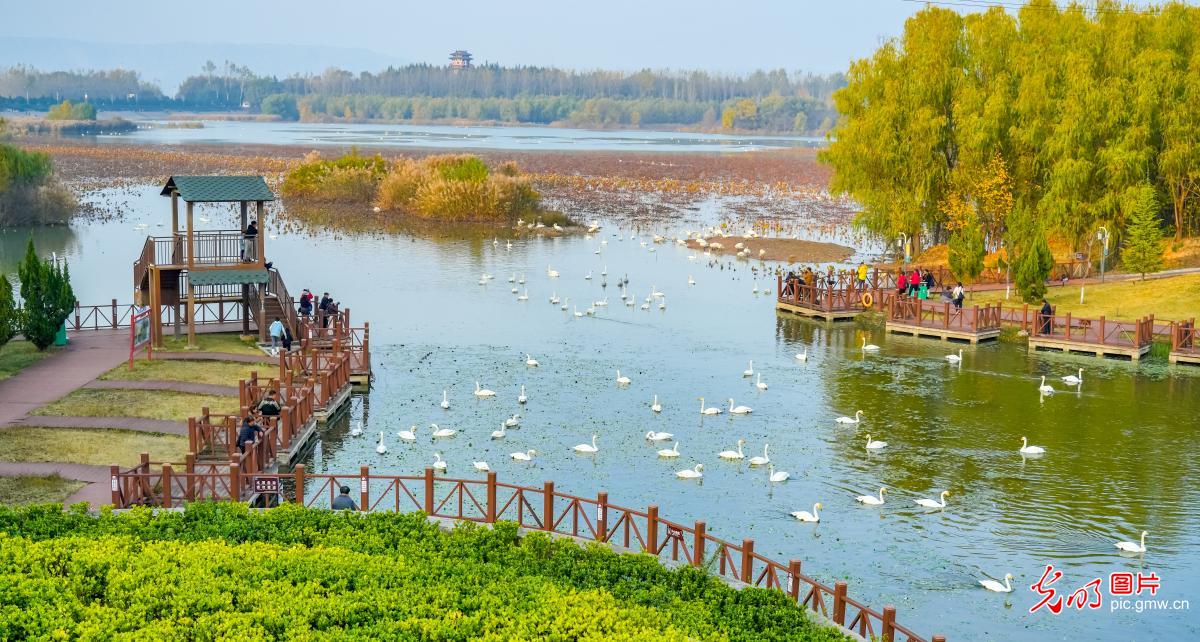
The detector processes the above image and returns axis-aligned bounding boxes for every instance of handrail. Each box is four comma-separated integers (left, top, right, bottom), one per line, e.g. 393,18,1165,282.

108,465,939,642
1172,318,1197,354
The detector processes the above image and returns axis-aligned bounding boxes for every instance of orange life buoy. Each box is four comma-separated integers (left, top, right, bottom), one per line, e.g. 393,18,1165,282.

861,292,874,308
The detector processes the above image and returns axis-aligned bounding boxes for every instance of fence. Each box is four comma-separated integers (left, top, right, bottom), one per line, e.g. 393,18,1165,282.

108,464,938,642
1171,319,1197,355
71,300,243,332
1004,306,1155,349
886,296,1003,333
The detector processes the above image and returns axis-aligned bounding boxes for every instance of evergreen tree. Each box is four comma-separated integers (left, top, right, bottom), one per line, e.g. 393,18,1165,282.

0,274,15,347
1122,185,1165,280
17,236,73,350
1009,207,1054,303
948,222,986,286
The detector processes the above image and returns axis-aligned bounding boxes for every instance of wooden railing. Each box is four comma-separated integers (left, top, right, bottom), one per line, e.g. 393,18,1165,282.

145,231,245,266
886,296,1003,332
108,465,939,642
776,274,872,314
279,348,351,408
1008,306,1156,348
1172,318,1197,355
70,300,243,332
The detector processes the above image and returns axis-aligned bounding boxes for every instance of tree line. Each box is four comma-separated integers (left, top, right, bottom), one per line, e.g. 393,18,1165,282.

821,0,1196,300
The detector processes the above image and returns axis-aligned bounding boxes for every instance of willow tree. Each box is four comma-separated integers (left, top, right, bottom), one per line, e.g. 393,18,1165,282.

1156,3,1200,241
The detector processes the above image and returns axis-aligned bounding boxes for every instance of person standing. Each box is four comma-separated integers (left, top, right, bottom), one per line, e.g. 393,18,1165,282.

1039,298,1053,335
857,261,869,291
236,414,263,454
299,289,313,318
243,220,258,263
319,292,332,328
897,270,908,298
269,317,284,348
952,281,965,309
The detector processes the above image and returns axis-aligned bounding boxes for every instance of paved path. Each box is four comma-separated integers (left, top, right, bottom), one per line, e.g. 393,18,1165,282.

7,415,187,435
0,461,111,507
156,351,274,365
0,330,128,427
84,379,239,396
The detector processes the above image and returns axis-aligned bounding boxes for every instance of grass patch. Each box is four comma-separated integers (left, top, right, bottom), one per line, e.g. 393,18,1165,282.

0,341,57,380
0,475,84,506
100,359,273,387
31,389,237,422
160,332,264,356
0,427,188,467
969,273,1200,322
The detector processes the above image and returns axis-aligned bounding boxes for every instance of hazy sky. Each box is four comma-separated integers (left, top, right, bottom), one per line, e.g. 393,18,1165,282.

1,0,940,73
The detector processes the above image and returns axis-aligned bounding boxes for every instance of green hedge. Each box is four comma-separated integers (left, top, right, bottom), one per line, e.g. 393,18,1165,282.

0,503,846,640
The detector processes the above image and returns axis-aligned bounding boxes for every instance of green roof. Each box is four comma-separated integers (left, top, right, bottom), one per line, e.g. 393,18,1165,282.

188,268,269,286
161,176,275,202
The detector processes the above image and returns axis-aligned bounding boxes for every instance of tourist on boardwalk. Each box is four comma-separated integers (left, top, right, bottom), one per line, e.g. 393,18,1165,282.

282,325,293,352
319,292,333,328
332,485,357,510
940,286,954,303
907,270,921,296
328,301,341,327
258,390,282,417
783,271,796,297
857,261,869,290
237,414,264,454
299,289,313,317
269,317,285,348
1039,298,1054,335
923,269,936,290
243,220,258,262
897,270,908,297
952,282,965,309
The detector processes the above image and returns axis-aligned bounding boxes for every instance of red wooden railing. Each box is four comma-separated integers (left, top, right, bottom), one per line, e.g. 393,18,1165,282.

108,464,940,642
886,296,1003,332
1171,318,1197,355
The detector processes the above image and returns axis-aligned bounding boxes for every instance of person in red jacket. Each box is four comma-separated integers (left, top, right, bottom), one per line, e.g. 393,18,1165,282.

897,270,908,297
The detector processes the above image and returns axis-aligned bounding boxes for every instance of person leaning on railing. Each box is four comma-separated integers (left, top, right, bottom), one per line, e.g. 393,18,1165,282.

258,390,282,417
236,413,264,454
243,220,258,262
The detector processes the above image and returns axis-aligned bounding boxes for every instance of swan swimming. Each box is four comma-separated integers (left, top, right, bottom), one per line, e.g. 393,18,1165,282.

836,410,863,424
430,424,458,438
1038,376,1056,395
698,397,722,415
718,439,745,460
510,449,537,461
375,432,387,454
755,373,768,390
676,464,704,479
573,435,599,453
397,425,418,441
865,434,888,450
650,394,662,413
855,487,887,505
657,442,681,458
474,381,496,397
790,503,822,522
795,347,808,362
1062,368,1083,386
860,337,880,352
767,464,790,482
1115,530,1148,554
432,452,447,471
748,443,770,466
440,390,451,410
645,431,674,441
945,349,963,363
979,573,1014,593
728,398,753,414
616,370,631,385
1019,437,1045,455
915,490,950,509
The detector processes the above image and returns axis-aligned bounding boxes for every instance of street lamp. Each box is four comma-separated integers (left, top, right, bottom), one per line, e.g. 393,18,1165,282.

897,232,909,268
1097,226,1110,283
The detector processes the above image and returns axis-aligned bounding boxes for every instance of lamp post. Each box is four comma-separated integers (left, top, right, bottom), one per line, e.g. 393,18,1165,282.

897,232,909,269
1096,226,1110,283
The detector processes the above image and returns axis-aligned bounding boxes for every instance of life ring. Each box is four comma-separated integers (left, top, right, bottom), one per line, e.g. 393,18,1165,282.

861,292,874,308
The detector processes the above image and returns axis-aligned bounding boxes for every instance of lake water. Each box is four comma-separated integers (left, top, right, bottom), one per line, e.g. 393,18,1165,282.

93,119,822,152
6,184,1199,642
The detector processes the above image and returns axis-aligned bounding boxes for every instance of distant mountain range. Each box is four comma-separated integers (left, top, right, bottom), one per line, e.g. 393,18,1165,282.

0,36,404,92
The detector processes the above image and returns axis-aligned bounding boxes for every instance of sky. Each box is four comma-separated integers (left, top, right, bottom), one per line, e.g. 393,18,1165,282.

0,0,933,74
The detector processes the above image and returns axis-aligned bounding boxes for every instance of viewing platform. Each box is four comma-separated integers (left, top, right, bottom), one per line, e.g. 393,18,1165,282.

1019,308,1155,360
775,274,872,321
885,296,1002,343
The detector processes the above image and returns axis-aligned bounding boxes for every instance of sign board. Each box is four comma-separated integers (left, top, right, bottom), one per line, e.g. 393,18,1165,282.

1074,252,1085,261
128,306,153,369
253,477,280,493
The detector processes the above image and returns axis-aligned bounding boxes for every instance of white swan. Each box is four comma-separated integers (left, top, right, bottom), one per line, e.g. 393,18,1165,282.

549,292,560,305
1019,437,1045,455
432,452,447,471
855,487,888,505
491,424,507,439
616,370,631,385
517,289,529,301
645,431,674,442
504,414,521,428
375,431,387,454
836,410,863,425
650,394,662,413
474,381,496,397
718,439,745,460
511,449,537,461
676,464,704,479
979,573,1014,593
430,424,457,438
349,421,364,437
795,347,808,362
742,360,754,377
1115,530,1148,553
865,434,888,450
547,265,559,278
945,349,963,363
728,398,753,414
657,442,680,458
860,337,880,352
748,443,770,466
1038,376,1055,395
573,435,599,453
790,503,822,523
440,390,450,410
915,490,950,509
584,271,593,280
698,397,723,415
525,354,539,367
688,275,696,285
1062,368,1083,386
398,425,418,442
756,373,768,391
473,461,491,472
518,385,527,404
767,464,790,482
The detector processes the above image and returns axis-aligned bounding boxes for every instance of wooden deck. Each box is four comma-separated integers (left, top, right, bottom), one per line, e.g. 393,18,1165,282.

1024,312,1155,361
775,274,874,321
1169,319,1198,365
884,297,1002,344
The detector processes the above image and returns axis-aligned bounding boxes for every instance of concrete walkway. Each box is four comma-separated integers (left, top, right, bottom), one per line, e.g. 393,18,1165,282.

0,330,129,427
7,415,187,435
84,379,239,397
0,461,110,507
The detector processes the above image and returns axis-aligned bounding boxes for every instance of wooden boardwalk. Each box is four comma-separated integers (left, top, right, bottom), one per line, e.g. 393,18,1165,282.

884,296,1002,343
775,274,873,321
1005,307,1156,360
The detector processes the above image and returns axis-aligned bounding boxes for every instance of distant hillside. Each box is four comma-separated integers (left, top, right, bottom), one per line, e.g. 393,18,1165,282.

0,36,402,92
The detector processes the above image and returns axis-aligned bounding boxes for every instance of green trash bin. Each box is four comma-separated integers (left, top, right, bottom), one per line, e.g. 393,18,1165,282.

54,321,68,346
918,284,929,300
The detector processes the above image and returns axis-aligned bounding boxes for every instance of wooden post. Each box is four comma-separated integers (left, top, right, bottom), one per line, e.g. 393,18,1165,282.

424,467,435,514
693,521,706,567
161,463,173,508
359,465,369,511
933,636,947,642
543,481,555,532
596,491,608,542
971,305,979,331
833,581,848,624
256,200,266,267
1099,316,1106,344
185,453,195,501
187,417,197,454
109,464,121,507
185,200,196,349
943,302,950,329
788,559,802,600
1064,312,1072,340
293,464,305,505
111,298,118,329
881,605,897,642
229,462,241,502
171,189,179,236
1022,303,1029,333
645,504,659,554
486,472,497,523
740,538,755,584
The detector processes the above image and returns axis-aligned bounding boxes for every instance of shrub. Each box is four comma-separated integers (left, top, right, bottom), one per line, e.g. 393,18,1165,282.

0,503,848,641
45,99,96,121
260,93,299,121
280,150,388,201
17,236,75,350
